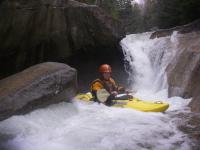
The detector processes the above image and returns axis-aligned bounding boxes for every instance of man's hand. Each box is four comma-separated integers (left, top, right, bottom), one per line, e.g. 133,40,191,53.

125,89,136,95
111,91,118,96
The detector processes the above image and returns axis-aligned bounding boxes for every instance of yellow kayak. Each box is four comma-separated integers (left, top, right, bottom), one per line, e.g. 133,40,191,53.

75,93,169,112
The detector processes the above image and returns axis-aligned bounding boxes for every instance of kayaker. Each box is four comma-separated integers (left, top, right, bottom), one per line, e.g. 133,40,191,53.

90,64,133,106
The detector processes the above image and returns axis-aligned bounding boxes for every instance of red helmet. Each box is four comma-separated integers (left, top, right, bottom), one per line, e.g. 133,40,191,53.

99,64,112,73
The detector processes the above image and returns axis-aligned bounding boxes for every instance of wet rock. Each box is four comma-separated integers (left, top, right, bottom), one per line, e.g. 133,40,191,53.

0,0,124,78
167,33,200,97
150,19,200,112
150,19,200,39
177,112,200,148
189,90,200,112
0,62,77,121
166,32,200,112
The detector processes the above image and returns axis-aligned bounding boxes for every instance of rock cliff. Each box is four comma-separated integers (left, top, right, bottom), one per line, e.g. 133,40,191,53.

0,0,124,78
151,19,200,112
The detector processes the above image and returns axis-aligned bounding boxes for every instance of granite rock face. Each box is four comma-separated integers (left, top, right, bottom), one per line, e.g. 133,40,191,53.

166,33,200,112
0,62,77,121
150,19,200,112
0,0,124,78
167,37,200,99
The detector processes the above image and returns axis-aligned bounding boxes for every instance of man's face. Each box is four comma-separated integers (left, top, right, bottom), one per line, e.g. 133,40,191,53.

102,72,111,80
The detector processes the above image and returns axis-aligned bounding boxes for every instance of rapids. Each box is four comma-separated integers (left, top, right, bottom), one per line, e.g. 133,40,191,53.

0,32,195,150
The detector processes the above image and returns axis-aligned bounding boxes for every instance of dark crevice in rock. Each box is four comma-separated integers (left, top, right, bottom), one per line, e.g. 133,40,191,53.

63,45,128,92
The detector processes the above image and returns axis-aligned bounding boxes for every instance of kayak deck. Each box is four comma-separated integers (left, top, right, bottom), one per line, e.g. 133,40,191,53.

75,93,169,112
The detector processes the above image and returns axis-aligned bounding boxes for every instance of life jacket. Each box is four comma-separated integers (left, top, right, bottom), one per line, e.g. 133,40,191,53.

90,78,117,102
90,78,117,94
90,78,126,102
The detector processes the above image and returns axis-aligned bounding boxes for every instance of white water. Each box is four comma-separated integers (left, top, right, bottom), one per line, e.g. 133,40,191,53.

0,32,193,150
121,32,179,94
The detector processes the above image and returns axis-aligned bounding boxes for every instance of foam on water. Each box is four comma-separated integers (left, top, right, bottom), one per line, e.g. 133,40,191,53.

0,32,193,150
0,98,191,150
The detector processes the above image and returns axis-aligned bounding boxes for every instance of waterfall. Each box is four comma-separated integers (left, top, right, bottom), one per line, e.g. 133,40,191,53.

120,32,179,97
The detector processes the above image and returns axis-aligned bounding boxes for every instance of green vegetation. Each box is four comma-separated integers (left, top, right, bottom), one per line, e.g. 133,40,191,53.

144,0,200,29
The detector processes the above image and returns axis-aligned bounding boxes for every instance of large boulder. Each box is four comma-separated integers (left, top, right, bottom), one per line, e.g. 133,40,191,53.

166,32,200,98
166,33,200,113
0,62,77,121
0,0,124,78
150,19,200,112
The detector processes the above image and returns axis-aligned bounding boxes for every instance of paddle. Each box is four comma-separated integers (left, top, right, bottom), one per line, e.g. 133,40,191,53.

96,89,110,103
96,89,136,103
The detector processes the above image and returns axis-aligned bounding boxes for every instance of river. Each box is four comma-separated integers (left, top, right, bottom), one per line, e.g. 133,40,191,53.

0,32,197,150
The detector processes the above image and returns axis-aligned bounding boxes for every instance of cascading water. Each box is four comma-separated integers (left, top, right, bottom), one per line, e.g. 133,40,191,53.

120,31,179,99
0,32,194,150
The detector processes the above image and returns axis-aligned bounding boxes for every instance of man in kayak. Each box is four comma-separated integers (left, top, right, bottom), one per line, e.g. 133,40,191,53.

90,64,133,106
